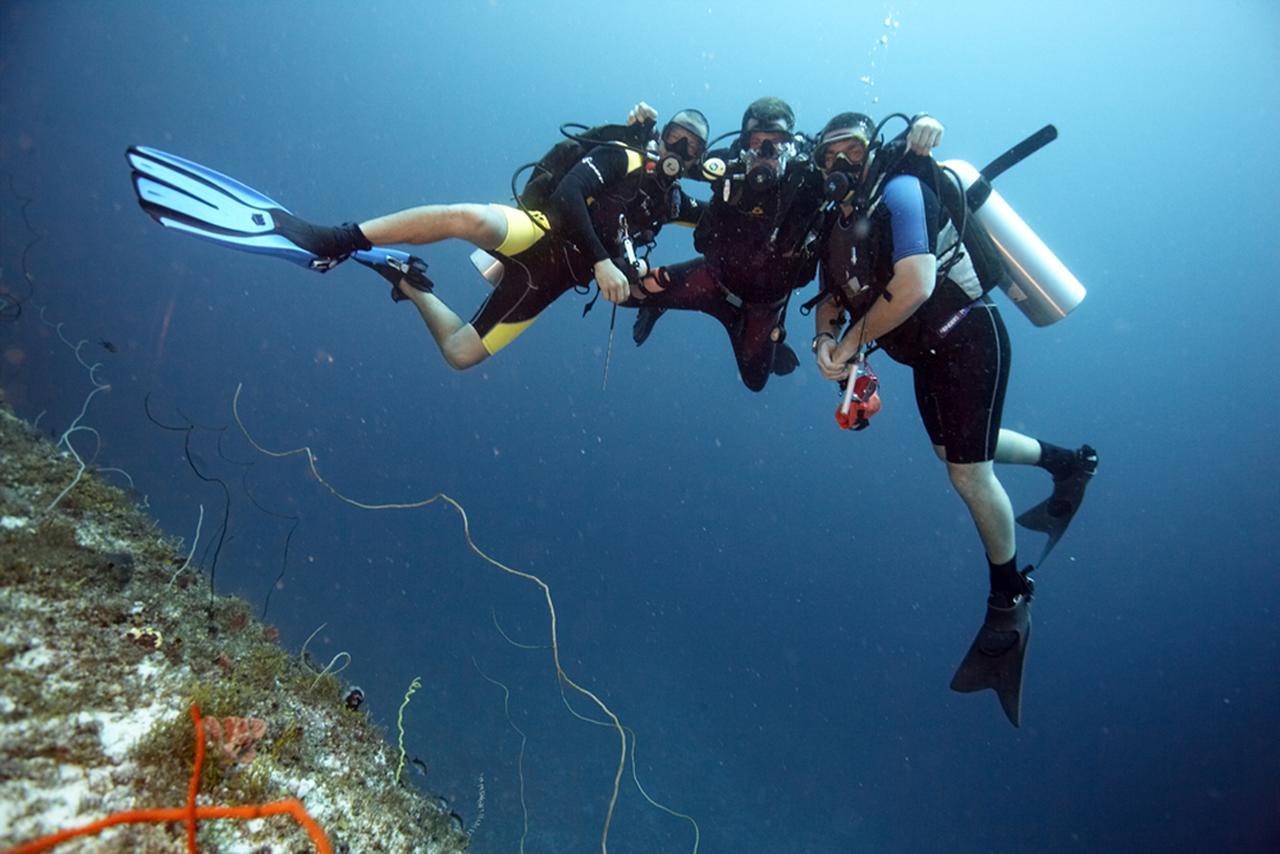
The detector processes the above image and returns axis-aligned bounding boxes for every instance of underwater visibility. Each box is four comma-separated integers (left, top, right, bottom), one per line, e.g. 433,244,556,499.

1,2,1277,852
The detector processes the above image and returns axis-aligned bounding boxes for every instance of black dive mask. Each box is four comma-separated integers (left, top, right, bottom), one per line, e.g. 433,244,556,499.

667,136,693,160
822,154,866,203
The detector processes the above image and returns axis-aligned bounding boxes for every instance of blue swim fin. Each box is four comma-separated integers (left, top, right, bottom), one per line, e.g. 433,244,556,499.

127,146,420,284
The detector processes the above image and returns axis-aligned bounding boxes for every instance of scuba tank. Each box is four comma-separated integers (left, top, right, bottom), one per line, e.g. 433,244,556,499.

942,126,1086,326
473,119,660,288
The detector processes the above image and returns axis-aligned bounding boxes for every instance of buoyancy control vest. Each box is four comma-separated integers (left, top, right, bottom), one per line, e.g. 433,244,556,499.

515,121,653,212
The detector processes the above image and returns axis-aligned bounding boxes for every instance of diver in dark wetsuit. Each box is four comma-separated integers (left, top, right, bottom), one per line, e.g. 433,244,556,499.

629,97,823,391
809,112,1097,726
628,98,945,392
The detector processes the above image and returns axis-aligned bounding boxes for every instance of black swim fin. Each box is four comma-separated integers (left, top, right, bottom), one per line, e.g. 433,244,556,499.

1017,444,1098,565
951,580,1034,728
354,251,434,302
633,304,666,346
771,341,800,376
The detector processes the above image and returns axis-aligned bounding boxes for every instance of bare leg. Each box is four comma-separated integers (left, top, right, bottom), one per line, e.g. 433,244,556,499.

397,286,489,369
994,428,1041,466
358,203,508,249
943,454,1017,564
359,203,508,370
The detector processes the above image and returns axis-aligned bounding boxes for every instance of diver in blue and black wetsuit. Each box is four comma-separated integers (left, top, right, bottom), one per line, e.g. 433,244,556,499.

809,111,1097,727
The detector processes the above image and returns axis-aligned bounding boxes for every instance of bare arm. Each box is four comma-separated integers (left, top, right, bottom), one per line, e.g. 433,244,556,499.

830,254,936,364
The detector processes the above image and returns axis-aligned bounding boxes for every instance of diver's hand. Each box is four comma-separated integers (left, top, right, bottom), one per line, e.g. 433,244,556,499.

628,102,659,126
907,115,944,155
594,259,631,304
815,338,850,381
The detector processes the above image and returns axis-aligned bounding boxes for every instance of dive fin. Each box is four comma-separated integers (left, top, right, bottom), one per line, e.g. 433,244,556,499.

951,587,1033,728
771,341,800,376
633,304,667,346
352,250,433,302
1017,444,1098,565
126,146,387,274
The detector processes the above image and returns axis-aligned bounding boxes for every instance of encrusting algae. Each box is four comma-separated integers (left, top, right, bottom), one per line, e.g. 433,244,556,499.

0,389,468,853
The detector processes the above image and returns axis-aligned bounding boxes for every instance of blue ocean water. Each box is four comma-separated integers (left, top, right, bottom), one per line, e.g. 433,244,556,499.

2,1,1277,851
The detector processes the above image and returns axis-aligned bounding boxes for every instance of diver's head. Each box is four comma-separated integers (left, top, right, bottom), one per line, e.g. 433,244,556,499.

738,96,796,152
815,112,875,176
658,108,709,177
738,97,797,190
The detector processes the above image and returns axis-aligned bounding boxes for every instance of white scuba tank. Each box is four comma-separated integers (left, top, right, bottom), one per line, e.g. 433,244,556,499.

943,159,1086,327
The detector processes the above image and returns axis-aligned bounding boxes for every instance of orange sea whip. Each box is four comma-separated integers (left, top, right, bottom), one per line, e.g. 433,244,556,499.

4,705,331,854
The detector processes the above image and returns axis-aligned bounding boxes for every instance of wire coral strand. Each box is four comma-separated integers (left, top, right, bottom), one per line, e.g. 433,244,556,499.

231,383,628,852
4,705,332,854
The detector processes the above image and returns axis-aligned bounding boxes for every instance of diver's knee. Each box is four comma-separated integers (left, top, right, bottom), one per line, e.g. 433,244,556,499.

436,203,504,247
947,460,995,498
441,329,489,370
443,348,486,371
946,461,979,492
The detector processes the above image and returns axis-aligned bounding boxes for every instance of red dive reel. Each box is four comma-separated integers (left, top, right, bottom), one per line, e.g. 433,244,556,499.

835,353,882,431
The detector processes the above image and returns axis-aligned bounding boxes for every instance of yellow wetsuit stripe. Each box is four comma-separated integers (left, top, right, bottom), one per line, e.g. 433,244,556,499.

493,204,550,256
480,318,537,355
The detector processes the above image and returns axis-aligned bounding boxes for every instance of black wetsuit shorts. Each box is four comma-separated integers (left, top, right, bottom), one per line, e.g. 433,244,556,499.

899,296,1010,464
469,205,587,354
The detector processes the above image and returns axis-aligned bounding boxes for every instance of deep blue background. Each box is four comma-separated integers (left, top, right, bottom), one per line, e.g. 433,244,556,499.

2,1,1277,851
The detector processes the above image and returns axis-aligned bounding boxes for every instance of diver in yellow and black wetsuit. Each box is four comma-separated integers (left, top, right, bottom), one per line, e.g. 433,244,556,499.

297,110,709,369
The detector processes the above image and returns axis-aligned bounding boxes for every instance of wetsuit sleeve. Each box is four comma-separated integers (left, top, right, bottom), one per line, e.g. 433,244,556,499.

549,145,634,264
883,174,939,262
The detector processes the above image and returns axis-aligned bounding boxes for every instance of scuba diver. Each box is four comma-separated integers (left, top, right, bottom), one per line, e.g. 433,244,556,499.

126,109,710,368
628,97,943,392
807,110,1097,727
625,96,822,391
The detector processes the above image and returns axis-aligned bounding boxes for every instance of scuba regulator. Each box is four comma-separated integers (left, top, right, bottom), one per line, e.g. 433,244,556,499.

654,135,694,179
701,136,807,206
741,137,798,192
